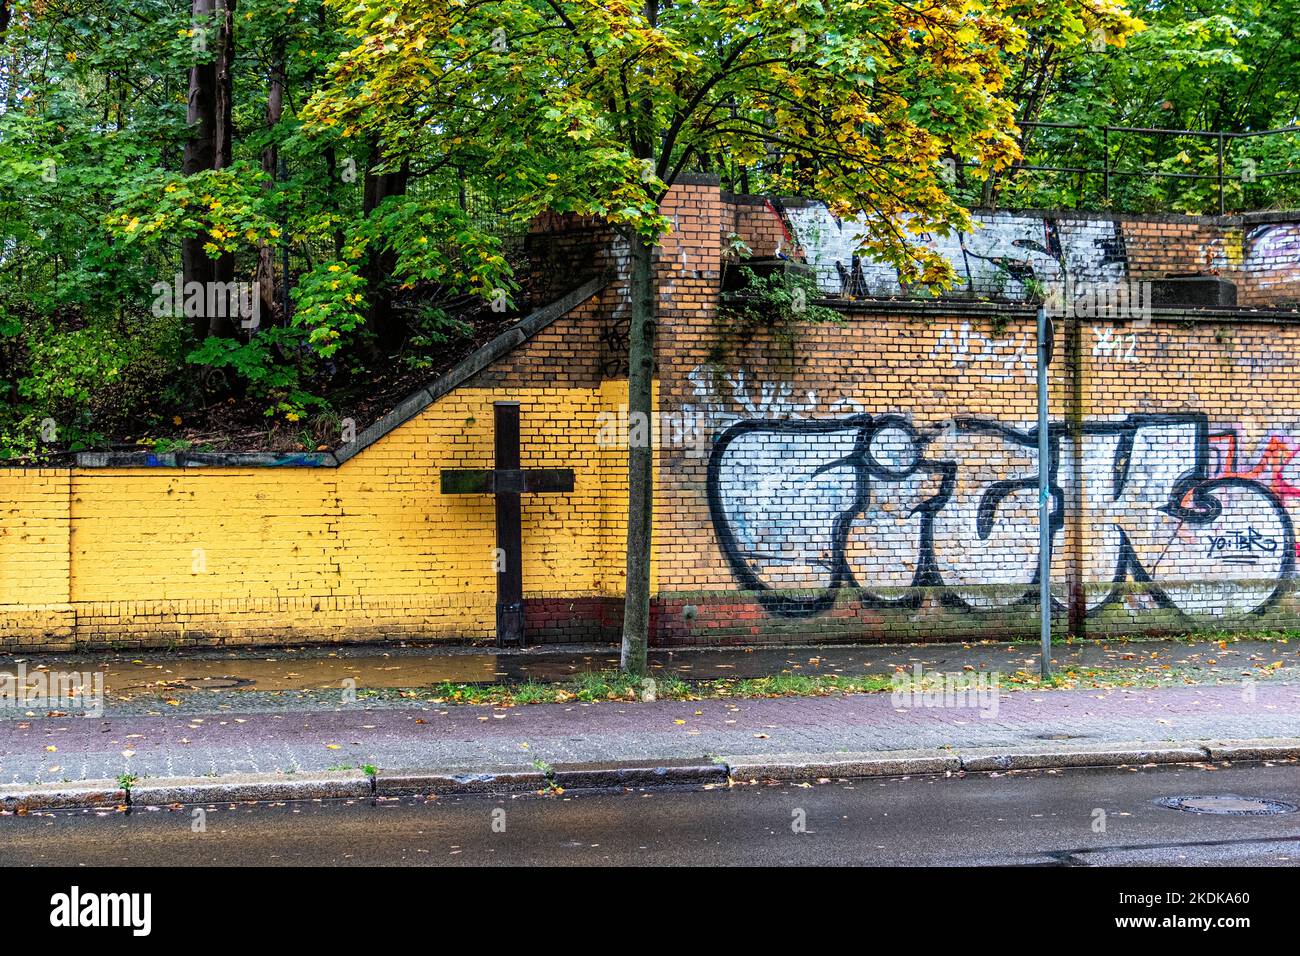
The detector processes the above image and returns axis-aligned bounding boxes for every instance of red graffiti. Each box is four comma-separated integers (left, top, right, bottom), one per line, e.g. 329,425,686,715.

1209,430,1300,556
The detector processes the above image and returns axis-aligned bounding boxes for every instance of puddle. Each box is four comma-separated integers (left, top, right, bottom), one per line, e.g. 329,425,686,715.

0,637,1292,702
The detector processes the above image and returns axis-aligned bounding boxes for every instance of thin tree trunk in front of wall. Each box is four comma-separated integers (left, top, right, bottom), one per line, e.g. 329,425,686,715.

620,229,657,676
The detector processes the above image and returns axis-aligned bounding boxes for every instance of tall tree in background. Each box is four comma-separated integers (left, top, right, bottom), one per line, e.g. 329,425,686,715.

255,23,285,322
305,0,1140,673
181,0,239,339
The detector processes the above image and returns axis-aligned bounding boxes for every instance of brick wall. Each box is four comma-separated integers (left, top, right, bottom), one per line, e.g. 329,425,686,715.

0,470,73,643
722,193,802,259
0,381,629,650
1241,219,1300,305
783,203,1300,307
654,183,1300,645
656,304,1300,644
4,179,1300,651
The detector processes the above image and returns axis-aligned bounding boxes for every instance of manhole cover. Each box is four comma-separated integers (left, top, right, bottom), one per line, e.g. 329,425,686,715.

1155,795,1298,816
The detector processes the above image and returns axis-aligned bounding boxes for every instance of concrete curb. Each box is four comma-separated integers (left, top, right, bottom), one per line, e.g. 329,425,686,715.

130,771,372,806
4,740,1298,810
0,780,126,812
723,739,1300,780
1202,738,1300,762
954,744,1208,772
550,761,729,790
375,768,548,796
725,750,961,780
373,761,729,794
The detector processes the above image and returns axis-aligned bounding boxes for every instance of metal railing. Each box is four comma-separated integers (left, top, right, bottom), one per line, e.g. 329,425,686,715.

984,121,1300,214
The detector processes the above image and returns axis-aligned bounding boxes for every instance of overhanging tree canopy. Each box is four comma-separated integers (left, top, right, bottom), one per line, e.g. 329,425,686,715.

304,0,1141,672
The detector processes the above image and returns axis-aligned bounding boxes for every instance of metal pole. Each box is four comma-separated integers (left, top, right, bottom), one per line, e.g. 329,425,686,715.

1217,132,1225,215
1037,304,1052,679
1102,126,1110,205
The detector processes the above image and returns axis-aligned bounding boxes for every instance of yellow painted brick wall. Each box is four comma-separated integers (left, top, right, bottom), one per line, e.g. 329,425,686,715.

0,383,629,651
0,469,73,645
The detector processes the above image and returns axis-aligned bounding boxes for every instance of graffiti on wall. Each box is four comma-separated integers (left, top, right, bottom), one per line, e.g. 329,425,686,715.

1244,223,1300,302
683,364,865,433
784,204,1135,300
707,412,1295,621
930,321,1036,380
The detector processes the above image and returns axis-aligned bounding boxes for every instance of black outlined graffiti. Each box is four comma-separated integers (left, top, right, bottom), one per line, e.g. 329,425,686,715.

788,203,1135,301
707,413,1295,620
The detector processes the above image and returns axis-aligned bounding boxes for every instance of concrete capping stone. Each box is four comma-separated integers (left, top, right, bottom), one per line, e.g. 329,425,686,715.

329,274,608,465
720,192,822,210
676,172,722,186
0,780,125,812
129,771,371,807
721,194,1300,227
1240,210,1300,226
817,298,1300,323
966,206,1300,227
74,450,339,468
333,387,435,466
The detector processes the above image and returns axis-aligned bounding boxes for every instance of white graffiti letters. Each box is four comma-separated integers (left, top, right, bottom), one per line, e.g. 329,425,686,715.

707,413,1294,620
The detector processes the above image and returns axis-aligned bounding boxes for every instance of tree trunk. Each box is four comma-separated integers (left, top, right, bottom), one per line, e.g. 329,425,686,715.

213,0,235,171
182,0,218,341
256,34,285,324
619,230,657,676
362,146,409,353
207,0,237,338
181,0,237,339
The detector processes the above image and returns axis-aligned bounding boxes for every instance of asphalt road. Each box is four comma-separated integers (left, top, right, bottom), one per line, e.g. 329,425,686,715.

3,762,1299,866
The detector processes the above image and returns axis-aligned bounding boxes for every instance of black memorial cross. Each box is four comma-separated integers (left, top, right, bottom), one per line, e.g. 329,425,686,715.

440,402,575,647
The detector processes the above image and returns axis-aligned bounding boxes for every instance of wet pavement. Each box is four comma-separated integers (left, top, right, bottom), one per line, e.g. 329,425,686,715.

4,762,1298,866
2,679,1297,787
3,636,1296,713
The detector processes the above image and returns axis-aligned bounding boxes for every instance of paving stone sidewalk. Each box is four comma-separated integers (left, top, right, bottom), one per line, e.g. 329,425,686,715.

5,636,1296,718
1,680,1297,788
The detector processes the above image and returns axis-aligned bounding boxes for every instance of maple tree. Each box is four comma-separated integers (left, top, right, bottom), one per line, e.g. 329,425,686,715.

303,0,1141,672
